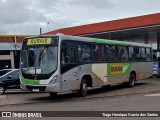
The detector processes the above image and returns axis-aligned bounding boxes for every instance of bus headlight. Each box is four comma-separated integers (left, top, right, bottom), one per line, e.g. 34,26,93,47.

48,75,58,85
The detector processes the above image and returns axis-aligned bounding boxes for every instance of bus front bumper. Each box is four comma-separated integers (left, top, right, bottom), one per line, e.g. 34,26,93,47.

20,82,61,93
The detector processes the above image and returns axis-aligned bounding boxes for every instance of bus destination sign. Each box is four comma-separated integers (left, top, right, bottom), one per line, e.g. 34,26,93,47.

27,38,51,45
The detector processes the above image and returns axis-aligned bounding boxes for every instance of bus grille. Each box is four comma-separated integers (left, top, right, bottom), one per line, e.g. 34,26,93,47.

26,85,46,92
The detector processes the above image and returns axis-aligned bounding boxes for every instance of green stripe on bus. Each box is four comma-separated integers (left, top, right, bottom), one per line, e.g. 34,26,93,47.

92,38,131,46
21,75,40,85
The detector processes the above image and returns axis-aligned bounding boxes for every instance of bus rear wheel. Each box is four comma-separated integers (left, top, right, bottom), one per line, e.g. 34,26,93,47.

128,73,136,87
49,92,57,97
78,79,88,97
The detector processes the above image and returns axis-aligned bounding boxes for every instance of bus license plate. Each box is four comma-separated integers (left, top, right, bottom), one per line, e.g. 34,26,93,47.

32,89,39,92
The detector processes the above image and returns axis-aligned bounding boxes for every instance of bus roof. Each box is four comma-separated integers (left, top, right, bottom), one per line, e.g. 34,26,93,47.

66,35,151,47
24,34,152,48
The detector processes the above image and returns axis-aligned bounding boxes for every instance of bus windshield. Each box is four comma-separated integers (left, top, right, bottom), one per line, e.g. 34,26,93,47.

21,45,58,75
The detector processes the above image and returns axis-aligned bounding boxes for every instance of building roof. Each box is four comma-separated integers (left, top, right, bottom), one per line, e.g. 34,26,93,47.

44,13,160,36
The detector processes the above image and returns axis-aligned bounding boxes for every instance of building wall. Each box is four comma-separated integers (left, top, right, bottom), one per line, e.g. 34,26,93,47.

0,35,28,69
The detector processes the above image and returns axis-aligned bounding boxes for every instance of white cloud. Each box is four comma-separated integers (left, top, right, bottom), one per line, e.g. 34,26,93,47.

0,0,160,35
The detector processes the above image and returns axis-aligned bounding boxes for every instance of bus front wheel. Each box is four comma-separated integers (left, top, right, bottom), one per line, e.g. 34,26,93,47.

78,79,88,97
128,73,136,87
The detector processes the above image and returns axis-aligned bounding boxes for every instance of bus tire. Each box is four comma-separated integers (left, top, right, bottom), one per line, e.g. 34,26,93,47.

78,79,88,97
0,85,5,95
49,92,57,97
128,73,136,87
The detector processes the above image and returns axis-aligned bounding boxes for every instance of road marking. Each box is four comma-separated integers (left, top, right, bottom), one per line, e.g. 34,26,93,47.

145,93,160,96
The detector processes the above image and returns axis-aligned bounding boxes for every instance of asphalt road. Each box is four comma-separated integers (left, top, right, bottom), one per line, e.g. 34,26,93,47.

0,77,160,120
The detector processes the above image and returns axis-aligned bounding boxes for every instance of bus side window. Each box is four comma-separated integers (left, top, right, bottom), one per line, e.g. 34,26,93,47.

146,48,151,61
93,44,105,62
106,45,117,61
118,46,128,61
66,48,76,63
139,47,146,61
133,47,139,60
61,41,76,65
78,43,91,63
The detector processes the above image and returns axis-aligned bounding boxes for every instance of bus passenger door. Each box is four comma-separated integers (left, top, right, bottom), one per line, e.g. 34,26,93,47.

61,41,79,92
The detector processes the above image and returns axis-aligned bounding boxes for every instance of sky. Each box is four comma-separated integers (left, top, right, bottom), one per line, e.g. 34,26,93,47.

0,0,160,35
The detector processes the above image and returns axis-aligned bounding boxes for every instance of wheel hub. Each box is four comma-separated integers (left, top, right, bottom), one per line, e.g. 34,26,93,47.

0,87,4,94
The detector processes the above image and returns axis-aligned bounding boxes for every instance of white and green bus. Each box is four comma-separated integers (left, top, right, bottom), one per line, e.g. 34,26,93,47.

20,35,153,97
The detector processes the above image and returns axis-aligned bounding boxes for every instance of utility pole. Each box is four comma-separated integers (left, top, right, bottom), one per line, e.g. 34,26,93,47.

40,28,42,35
47,22,49,32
